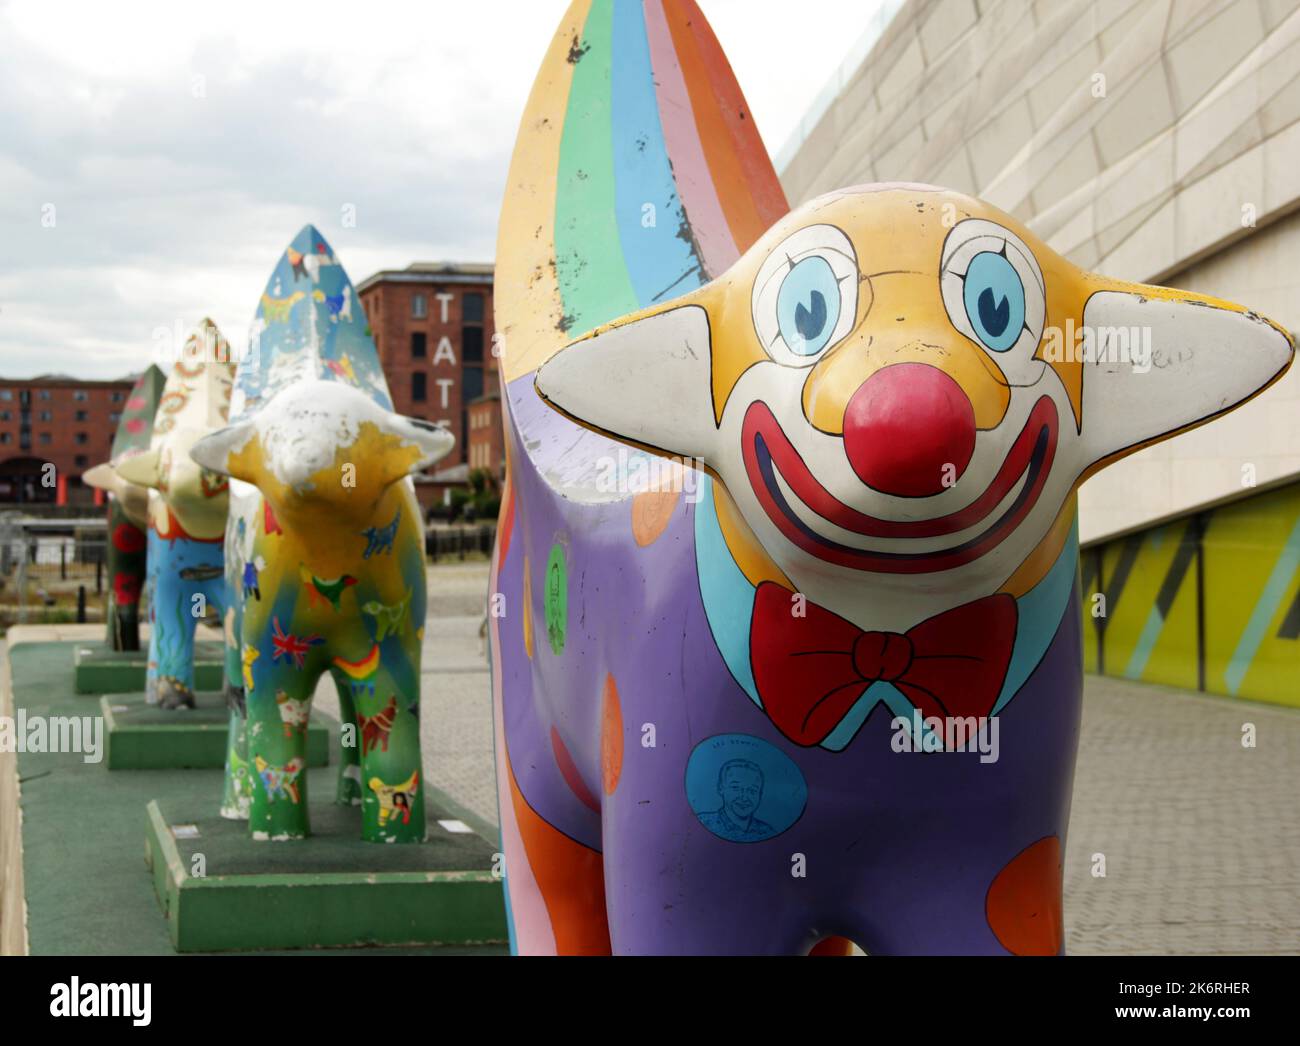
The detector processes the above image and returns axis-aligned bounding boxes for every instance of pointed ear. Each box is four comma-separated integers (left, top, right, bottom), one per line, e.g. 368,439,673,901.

1081,290,1294,469
535,304,718,460
190,420,257,480
378,415,457,477
82,463,123,495
113,449,162,489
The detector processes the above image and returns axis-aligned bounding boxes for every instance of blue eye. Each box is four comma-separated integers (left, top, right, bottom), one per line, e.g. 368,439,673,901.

962,251,1024,352
777,256,841,356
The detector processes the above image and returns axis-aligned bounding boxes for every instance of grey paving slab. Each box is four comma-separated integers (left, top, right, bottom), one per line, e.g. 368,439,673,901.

1063,676,1300,955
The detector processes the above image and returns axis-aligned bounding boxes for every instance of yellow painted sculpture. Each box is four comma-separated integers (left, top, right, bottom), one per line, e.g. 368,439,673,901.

192,227,454,841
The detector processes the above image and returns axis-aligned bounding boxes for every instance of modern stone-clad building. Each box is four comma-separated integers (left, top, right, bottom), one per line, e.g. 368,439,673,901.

780,0,1300,706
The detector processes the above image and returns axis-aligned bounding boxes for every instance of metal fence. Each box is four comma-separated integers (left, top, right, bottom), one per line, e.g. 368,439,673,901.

425,525,496,562
0,517,109,626
0,514,496,628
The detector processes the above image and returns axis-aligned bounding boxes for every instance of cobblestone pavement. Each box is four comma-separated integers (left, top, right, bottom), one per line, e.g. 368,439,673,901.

342,562,1300,956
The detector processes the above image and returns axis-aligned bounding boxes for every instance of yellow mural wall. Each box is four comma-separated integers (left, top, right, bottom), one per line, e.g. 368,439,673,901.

1082,481,1300,709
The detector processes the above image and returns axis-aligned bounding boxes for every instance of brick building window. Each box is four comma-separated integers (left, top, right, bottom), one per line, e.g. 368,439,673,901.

462,326,484,363
76,432,88,444
39,433,51,445
73,390,87,401
411,332,426,358
0,433,8,444
463,367,484,403
411,294,427,319
111,391,124,403
39,390,51,400
463,292,484,323
412,372,426,402
75,410,88,421
38,410,52,422
109,412,121,424
75,455,88,467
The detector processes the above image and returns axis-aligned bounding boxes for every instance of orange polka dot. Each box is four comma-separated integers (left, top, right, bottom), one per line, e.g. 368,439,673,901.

631,490,680,547
808,936,855,956
498,477,517,561
985,835,1064,956
600,673,623,796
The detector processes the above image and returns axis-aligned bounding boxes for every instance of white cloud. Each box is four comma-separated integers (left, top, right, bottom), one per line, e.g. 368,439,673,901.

0,0,883,379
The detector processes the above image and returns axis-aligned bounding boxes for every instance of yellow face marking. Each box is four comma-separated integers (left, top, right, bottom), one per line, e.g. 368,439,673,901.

672,189,1103,434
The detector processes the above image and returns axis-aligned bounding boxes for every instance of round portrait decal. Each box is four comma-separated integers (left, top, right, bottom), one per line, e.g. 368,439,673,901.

685,733,807,843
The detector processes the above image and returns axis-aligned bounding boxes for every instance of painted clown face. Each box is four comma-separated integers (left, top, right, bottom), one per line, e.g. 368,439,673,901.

536,185,1293,626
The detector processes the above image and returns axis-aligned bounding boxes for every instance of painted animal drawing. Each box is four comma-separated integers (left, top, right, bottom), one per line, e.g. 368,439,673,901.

192,225,454,842
83,365,166,651
111,323,234,707
487,0,1296,955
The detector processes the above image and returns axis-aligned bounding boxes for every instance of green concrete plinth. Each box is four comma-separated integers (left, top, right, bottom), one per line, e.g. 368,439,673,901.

144,798,507,952
73,641,225,694
12,639,503,955
101,692,330,771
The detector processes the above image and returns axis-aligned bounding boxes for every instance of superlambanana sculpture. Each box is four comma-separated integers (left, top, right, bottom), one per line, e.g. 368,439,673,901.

488,0,1295,954
84,365,166,651
192,226,454,842
113,323,235,707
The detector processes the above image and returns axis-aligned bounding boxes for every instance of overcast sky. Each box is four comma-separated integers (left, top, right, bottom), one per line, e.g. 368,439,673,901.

0,0,883,379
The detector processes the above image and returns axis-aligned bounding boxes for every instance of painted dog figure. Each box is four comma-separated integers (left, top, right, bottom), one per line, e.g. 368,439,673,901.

84,365,166,652
488,0,1296,954
192,226,453,842
112,323,234,708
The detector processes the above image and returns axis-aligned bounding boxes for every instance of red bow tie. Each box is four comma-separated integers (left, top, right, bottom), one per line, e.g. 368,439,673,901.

749,582,1018,746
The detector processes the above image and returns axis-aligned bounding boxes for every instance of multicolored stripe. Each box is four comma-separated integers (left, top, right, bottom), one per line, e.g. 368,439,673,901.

496,0,787,384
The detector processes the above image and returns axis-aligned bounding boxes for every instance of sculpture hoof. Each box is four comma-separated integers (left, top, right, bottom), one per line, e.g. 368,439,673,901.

157,677,196,710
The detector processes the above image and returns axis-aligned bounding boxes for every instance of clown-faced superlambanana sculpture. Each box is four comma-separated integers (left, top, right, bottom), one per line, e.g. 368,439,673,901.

488,0,1295,955
191,226,454,842
113,323,234,708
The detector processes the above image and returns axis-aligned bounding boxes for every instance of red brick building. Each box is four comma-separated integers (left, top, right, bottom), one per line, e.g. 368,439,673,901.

0,375,135,504
357,259,494,431
467,391,505,479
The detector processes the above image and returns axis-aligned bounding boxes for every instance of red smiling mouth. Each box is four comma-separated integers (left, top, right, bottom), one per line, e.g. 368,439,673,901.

741,396,1059,574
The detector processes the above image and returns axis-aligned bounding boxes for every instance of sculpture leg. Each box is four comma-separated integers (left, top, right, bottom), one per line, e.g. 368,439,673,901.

355,658,424,843
143,529,163,704
107,504,145,652
597,783,816,955
493,739,611,955
219,702,252,819
329,669,362,806
802,832,1066,957
150,550,198,709
156,588,198,710
246,666,316,841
